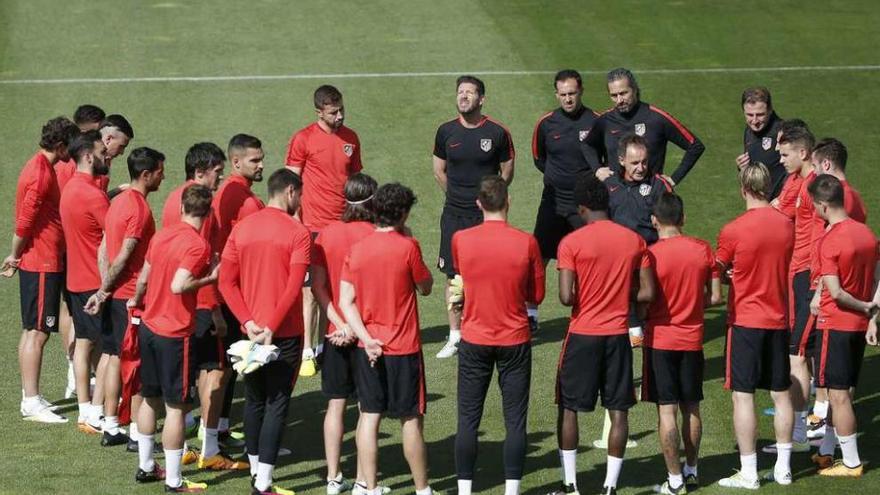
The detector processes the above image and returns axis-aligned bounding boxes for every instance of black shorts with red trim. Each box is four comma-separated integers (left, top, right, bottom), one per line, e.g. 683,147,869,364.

533,186,585,260
103,298,131,356
725,325,791,393
790,270,815,356
138,323,196,404
556,333,636,412
815,329,867,389
438,208,482,278
321,337,357,399
68,289,110,343
642,347,704,404
353,349,426,417
192,308,224,371
19,269,62,332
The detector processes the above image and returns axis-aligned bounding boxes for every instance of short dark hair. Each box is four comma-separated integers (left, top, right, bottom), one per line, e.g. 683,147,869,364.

554,69,582,89
653,192,684,226
739,162,771,201
574,173,609,211
374,183,417,228
342,173,378,223
39,116,79,151
606,67,639,97
182,184,213,218
267,168,303,198
68,130,103,165
99,114,134,139
314,85,343,109
73,105,106,126
778,125,815,152
779,118,809,139
127,147,165,180
227,133,262,157
808,174,844,208
617,133,648,159
185,142,226,180
812,138,848,172
456,75,485,97
741,87,772,109
477,175,508,212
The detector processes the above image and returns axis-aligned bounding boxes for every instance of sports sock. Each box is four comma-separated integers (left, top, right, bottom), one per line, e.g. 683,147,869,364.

774,443,792,474
130,422,140,439
457,479,472,495
449,329,461,342
202,427,219,458
504,479,521,495
165,448,183,489
315,343,324,356
819,426,838,456
683,463,698,477
255,462,275,491
138,433,155,471
838,433,861,467
739,453,758,481
218,417,229,432
604,455,623,489
668,472,683,489
89,403,103,423
813,400,829,419
559,448,577,488
527,307,538,319
78,402,90,421
103,415,119,435
415,487,433,495
248,454,259,477
302,347,315,360
793,411,807,443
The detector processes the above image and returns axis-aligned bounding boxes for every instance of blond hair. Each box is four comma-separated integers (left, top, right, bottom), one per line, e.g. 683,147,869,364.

739,162,770,201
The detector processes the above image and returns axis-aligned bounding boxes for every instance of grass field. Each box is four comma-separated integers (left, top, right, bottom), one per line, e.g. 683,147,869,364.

2,1,880,494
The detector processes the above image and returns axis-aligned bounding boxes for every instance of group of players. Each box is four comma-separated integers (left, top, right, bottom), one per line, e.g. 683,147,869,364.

6,68,879,495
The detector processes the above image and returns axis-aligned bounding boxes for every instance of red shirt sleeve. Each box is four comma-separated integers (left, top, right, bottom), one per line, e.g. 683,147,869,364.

715,224,735,266
265,227,312,332
285,131,308,167
15,172,50,239
527,236,546,305
638,238,650,268
125,203,150,240
557,237,575,271
178,241,210,276
408,239,432,285
818,234,840,278
340,254,353,284
350,133,363,173
218,233,253,325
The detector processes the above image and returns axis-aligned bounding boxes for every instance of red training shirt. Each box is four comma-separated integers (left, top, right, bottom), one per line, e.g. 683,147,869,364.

15,152,65,272
104,189,156,300
716,207,794,330
162,181,220,310
56,159,110,192
557,220,650,335
646,235,717,351
312,220,375,334
285,122,363,231
59,172,110,292
816,218,879,331
212,174,265,256
774,172,804,220
791,172,816,273
219,207,311,338
452,220,545,346
808,180,867,287
141,222,211,338
341,230,432,355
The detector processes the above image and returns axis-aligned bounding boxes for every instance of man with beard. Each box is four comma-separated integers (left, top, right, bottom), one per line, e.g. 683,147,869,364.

59,131,111,434
736,87,785,199
286,84,364,378
432,75,515,359
581,68,704,187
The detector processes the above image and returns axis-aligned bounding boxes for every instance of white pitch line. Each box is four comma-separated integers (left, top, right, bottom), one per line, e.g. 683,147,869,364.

1,65,879,85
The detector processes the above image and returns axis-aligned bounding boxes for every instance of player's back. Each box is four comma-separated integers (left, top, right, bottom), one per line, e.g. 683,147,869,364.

315,220,375,300
817,218,878,331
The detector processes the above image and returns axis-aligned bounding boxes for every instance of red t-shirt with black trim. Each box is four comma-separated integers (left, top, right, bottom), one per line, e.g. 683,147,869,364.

791,172,816,273
452,220,545,346
557,219,650,336
212,174,265,256
816,218,878,331
341,230,432,355
808,180,867,287
716,207,793,330
60,172,110,292
56,159,110,192
104,189,156,300
15,152,65,272
774,172,803,220
141,222,211,338
285,122,363,231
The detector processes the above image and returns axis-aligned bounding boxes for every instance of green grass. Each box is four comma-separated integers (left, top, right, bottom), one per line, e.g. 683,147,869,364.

2,1,880,494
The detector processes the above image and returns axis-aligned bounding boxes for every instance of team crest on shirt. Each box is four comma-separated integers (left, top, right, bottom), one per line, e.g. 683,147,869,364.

480,139,492,152
579,130,589,142
634,123,646,136
342,144,354,157
639,184,652,196
762,137,773,150
45,316,56,328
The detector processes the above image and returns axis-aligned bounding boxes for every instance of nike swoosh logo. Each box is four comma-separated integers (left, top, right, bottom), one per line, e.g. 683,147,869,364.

609,186,620,192
552,134,561,139
450,142,462,148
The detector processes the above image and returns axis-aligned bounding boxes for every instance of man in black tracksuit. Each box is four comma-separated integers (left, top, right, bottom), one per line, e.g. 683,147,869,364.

532,69,600,262
582,68,704,187
737,86,786,199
